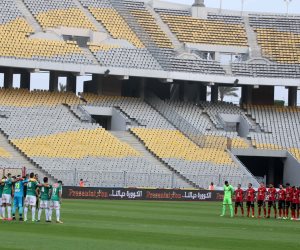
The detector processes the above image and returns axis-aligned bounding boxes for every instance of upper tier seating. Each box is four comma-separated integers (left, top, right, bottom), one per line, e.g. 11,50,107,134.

245,105,300,160
124,1,173,49
156,10,248,47
88,46,162,70
23,0,96,30
249,15,300,64
0,0,23,24
79,0,144,48
232,62,300,78
0,18,92,64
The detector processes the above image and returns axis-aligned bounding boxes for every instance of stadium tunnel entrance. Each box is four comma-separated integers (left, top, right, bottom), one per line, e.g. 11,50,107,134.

237,155,284,186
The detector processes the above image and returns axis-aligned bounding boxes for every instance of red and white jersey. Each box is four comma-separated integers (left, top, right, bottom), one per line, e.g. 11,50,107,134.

235,189,244,202
257,187,266,201
286,187,293,201
278,189,286,201
267,188,277,202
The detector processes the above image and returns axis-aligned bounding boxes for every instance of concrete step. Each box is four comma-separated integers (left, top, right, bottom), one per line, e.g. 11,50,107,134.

16,0,42,32
243,16,262,58
82,48,99,65
72,0,108,33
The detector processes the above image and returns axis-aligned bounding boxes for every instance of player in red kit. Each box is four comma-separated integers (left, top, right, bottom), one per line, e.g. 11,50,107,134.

298,186,300,220
257,182,267,218
234,184,244,216
267,184,277,219
285,183,293,219
246,183,255,218
291,186,300,221
277,184,286,219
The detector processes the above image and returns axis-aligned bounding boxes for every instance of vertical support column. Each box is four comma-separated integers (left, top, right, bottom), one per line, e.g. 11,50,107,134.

67,74,77,93
49,71,59,92
4,68,13,89
139,78,146,100
211,85,218,103
92,74,103,95
241,85,253,105
20,71,31,90
199,84,207,102
288,86,297,107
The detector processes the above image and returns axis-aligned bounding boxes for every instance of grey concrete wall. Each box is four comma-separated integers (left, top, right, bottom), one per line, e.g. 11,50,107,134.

111,109,128,131
283,153,300,186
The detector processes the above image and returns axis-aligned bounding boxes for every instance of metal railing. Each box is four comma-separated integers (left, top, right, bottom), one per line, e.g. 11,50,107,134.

49,169,254,189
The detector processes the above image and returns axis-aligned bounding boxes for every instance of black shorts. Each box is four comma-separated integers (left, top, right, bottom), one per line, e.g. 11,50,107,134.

291,203,299,210
268,201,276,208
257,200,265,207
285,201,291,208
235,202,243,208
278,200,285,209
247,201,254,208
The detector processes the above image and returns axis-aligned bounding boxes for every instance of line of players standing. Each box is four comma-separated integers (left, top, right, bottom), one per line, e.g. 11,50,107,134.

234,183,300,220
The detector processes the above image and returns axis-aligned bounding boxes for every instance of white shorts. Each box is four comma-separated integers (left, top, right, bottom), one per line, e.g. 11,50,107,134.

2,194,12,204
50,201,60,209
39,200,49,209
0,198,2,206
25,195,37,206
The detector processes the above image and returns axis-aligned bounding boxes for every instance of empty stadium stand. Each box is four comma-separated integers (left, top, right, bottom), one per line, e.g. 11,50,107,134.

23,0,96,30
156,8,248,47
245,105,300,161
83,94,253,187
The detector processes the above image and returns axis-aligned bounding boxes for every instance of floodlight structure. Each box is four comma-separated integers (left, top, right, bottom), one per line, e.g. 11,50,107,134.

284,0,292,16
219,0,223,13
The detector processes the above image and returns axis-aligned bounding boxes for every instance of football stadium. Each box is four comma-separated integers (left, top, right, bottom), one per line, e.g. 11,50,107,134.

0,0,300,249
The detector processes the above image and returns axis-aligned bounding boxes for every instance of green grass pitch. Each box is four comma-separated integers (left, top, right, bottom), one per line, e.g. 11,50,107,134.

0,200,300,250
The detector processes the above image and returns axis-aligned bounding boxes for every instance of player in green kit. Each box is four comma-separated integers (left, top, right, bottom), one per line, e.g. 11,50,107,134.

37,177,51,222
220,181,234,217
0,178,4,220
24,173,40,222
49,180,63,224
2,174,14,220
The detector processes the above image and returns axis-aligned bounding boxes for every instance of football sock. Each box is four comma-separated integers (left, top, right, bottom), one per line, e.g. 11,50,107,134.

274,208,277,217
19,206,23,217
12,205,16,216
7,206,11,218
24,206,28,220
264,208,266,217
2,207,5,218
56,209,60,221
229,205,233,217
247,207,250,216
32,207,36,221
252,207,254,216
49,208,52,221
268,208,271,216
234,207,237,215
222,205,226,215
38,208,42,221
279,209,282,217
258,207,261,216
297,210,299,219
45,208,49,221
241,207,244,215
286,209,289,218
